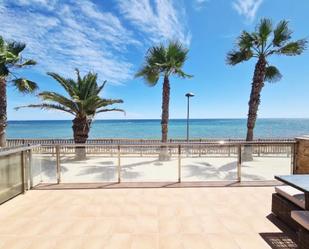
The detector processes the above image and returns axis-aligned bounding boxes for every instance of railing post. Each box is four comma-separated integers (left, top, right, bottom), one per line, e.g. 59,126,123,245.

21,151,26,194
291,143,295,174
28,149,33,189
178,144,181,183
117,145,121,183
228,139,231,157
237,145,242,182
56,145,61,184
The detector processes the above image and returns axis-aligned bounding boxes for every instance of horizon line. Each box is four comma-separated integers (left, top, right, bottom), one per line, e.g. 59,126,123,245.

7,117,309,122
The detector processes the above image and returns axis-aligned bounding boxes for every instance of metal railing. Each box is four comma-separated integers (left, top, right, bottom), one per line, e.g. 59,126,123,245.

9,138,295,156
31,141,296,185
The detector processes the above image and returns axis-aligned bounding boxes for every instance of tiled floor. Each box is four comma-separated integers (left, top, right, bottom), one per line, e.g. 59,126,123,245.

0,187,297,249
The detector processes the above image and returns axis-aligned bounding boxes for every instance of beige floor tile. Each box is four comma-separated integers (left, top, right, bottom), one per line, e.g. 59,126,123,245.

218,215,254,234
135,216,158,233
206,234,240,249
159,218,182,234
82,235,111,249
113,216,136,233
53,236,84,249
232,233,271,249
180,216,204,233
103,233,132,249
200,216,229,234
181,234,212,249
87,218,114,235
0,236,33,249
131,234,158,249
0,187,284,249
159,234,183,249
25,236,57,249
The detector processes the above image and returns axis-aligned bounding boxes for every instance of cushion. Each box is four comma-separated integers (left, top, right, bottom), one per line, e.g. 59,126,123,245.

291,211,309,230
275,185,305,209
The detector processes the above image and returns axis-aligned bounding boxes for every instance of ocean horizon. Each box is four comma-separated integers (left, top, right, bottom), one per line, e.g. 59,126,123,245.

6,118,309,139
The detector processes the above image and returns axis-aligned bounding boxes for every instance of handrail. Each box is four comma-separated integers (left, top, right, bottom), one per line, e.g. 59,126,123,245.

39,141,296,148
0,144,40,157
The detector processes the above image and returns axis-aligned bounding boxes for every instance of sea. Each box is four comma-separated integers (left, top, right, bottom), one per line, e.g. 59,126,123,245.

6,119,309,139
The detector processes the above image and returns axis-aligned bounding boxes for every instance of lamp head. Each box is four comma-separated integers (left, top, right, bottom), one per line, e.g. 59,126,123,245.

185,92,195,98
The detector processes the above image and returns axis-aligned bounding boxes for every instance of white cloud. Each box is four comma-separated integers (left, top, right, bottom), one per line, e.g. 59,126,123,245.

194,0,209,10
0,0,190,85
233,0,263,21
117,0,191,46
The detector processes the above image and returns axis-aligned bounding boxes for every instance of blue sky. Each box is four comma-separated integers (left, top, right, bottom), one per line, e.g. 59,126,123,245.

1,0,309,120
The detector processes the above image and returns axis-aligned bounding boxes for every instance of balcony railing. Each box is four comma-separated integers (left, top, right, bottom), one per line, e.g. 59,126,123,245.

26,141,295,185
0,145,39,204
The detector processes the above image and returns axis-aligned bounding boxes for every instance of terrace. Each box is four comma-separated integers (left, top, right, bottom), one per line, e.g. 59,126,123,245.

0,138,306,249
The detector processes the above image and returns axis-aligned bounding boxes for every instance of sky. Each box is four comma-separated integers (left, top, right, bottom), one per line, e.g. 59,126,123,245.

1,0,309,120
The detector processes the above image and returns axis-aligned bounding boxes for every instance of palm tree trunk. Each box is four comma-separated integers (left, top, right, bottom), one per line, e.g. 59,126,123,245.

0,78,7,147
159,75,170,160
243,56,267,161
72,117,90,159
161,75,170,143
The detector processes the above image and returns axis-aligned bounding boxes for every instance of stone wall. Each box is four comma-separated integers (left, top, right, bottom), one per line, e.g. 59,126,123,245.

294,136,309,174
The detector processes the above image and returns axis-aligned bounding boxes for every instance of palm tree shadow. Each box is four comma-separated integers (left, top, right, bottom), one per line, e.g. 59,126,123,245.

75,159,161,181
32,157,68,179
77,165,117,181
183,161,264,180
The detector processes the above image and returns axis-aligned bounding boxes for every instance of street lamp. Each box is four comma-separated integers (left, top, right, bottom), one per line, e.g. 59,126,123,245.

185,92,194,142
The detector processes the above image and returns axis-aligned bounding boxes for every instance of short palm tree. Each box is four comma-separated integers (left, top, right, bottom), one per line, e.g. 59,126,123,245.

0,36,37,147
17,69,124,144
136,41,192,149
227,18,307,159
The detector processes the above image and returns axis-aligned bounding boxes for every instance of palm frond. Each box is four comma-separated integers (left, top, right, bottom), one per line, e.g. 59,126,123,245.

273,20,292,46
96,80,107,95
226,50,253,65
15,103,74,115
135,66,160,86
95,98,124,109
47,72,77,98
238,31,255,50
277,39,307,55
19,59,37,67
257,18,273,44
12,78,38,93
24,69,124,119
38,91,78,112
264,66,282,82
96,108,125,114
136,41,192,84
174,68,193,79
6,41,26,55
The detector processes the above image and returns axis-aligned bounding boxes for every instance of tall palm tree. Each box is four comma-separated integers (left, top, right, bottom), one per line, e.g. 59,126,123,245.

227,18,307,159
0,36,37,147
136,41,192,150
17,69,124,144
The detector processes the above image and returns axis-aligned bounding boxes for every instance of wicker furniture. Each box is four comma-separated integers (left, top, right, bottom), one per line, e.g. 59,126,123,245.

291,211,309,249
274,175,309,247
272,192,303,231
275,175,309,210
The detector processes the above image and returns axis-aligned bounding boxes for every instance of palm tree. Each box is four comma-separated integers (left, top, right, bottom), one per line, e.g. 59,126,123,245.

227,18,307,160
0,36,38,147
136,41,192,159
17,69,124,145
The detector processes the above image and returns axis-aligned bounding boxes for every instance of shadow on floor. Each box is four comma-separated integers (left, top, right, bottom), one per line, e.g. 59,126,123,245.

184,161,265,181
259,214,298,248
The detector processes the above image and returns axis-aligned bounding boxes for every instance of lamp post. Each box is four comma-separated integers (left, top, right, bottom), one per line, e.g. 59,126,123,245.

185,92,194,143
